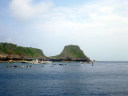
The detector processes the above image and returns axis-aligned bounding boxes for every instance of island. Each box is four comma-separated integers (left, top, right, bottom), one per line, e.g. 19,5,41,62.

49,45,91,62
0,43,91,63
0,42,46,62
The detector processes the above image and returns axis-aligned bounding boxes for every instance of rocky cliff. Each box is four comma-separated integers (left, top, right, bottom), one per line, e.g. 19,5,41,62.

50,45,91,62
0,43,46,61
0,43,91,62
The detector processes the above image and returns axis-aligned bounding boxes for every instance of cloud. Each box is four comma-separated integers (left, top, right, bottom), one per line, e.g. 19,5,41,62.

9,0,128,41
9,0,54,20
8,0,128,60
36,0,128,35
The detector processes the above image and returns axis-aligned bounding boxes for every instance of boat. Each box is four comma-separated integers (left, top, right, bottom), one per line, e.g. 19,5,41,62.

28,59,52,64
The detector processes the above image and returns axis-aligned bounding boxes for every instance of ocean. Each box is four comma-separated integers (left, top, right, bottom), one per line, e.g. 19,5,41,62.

0,61,128,96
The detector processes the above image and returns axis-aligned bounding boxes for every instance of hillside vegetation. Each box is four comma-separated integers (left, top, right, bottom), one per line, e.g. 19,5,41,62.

50,45,91,62
0,43,91,62
0,43,45,60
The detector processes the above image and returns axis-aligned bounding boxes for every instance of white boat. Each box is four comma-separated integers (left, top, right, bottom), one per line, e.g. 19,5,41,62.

28,59,52,64
28,59,40,64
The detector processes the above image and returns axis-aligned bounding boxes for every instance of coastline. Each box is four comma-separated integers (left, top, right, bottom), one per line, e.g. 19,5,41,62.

0,59,92,63
0,60,27,63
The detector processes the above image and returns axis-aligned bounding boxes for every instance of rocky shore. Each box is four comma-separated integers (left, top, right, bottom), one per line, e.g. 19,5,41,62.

0,43,91,63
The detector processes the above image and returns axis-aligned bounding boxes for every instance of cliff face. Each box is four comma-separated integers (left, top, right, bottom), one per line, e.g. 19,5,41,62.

50,45,91,62
0,43,91,62
0,43,46,60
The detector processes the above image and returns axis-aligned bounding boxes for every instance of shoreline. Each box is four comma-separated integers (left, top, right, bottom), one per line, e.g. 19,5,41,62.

0,60,26,63
0,59,92,63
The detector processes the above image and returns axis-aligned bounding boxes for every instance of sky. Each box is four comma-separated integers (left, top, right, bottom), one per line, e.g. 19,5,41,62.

0,0,128,61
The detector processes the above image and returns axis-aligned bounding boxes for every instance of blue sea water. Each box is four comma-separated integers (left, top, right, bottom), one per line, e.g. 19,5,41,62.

0,61,128,96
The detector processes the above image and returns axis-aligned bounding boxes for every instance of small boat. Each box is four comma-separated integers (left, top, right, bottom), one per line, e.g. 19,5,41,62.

28,59,52,64
31,59,41,64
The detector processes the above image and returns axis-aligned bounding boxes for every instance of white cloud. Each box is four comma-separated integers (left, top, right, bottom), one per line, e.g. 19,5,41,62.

9,0,53,20
8,0,128,60
9,0,128,42
36,0,128,35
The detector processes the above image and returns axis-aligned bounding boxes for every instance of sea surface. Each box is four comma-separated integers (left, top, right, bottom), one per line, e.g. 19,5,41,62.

0,61,128,96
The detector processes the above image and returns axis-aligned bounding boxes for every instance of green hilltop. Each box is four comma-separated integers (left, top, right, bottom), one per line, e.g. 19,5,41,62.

0,42,46,60
0,43,91,62
50,45,91,62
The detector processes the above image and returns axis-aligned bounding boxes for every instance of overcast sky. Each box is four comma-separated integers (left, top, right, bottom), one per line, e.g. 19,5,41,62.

0,0,128,61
